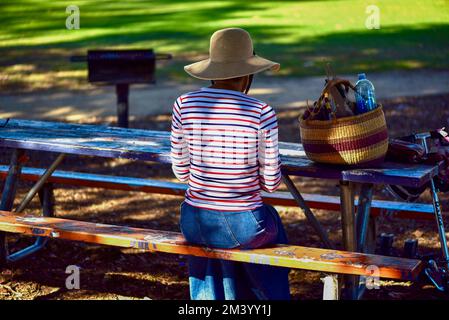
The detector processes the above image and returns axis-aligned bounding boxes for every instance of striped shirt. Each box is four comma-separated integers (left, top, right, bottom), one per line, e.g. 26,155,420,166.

170,87,281,211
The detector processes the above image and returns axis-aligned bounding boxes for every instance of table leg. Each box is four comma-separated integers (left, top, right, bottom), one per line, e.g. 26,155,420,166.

356,183,374,253
355,183,375,300
282,173,334,249
39,183,55,218
0,149,25,265
339,180,357,299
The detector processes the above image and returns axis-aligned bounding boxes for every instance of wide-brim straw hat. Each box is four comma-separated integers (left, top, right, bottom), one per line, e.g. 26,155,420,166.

184,28,280,80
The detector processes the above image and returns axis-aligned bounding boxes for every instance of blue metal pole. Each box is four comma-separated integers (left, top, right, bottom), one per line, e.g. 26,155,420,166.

7,183,54,263
0,149,25,265
7,237,48,263
356,183,374,253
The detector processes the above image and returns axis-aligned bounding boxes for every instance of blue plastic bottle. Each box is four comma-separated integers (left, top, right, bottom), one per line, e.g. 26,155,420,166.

355,73,376,114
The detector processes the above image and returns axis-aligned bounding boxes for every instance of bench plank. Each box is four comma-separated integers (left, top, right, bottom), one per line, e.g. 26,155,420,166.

0,211,422,280
0,165,434,220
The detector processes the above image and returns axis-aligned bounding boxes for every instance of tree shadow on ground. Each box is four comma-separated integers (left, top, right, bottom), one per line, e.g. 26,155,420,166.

1,0,448,93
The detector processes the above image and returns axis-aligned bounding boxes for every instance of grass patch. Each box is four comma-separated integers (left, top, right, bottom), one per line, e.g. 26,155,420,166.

0,0,448,91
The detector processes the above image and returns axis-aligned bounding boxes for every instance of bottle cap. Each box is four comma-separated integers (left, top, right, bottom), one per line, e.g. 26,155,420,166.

358,73,366,80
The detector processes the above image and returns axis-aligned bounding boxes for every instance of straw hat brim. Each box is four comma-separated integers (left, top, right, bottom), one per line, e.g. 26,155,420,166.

184,55,280,80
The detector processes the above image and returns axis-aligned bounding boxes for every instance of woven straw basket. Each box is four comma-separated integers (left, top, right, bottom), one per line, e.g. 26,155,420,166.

299,105,389,166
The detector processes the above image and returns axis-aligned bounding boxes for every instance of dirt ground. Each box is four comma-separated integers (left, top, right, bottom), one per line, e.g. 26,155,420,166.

1,93,449,300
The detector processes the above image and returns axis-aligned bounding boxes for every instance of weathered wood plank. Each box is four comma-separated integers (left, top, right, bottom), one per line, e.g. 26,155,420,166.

0,165,435,220
0,211,423,280
0,119,171,162
0,119,438,186
341,164,439,189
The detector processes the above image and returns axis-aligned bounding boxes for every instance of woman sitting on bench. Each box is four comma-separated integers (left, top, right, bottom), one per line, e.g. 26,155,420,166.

170,28,290,300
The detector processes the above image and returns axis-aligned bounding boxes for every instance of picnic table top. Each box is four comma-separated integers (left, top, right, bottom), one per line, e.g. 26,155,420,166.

0,119,439,187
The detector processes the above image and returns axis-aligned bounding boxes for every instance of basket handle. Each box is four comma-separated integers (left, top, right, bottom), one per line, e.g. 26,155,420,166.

302,78,356,121
320,78,355,100
316,78,355,118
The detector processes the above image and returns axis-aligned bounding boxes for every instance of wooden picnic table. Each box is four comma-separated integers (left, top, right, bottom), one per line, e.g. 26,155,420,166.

0,118,440,298
0,119,437,187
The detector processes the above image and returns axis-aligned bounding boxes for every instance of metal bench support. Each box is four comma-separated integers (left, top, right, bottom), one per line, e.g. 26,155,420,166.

7,183,55,263
0,150,63,264
356,183,374,253
282,173,334,249
15,153,65,213
355,183,375,299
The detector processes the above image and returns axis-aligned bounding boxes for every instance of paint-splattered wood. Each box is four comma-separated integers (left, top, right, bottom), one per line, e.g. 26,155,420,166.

0,119,172,162
0,119,438,187
0,165,435,220
0,211,423,280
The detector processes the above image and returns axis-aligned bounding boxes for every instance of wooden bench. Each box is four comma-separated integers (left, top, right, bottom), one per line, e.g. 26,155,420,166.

0,210,423,299
0,165,435,221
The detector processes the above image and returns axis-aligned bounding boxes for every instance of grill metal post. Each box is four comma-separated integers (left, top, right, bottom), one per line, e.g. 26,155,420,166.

116,83,130,128
71,49,172,129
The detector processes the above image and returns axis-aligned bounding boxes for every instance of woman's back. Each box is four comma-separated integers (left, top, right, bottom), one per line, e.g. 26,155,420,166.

171,87,281,211
171,27,290,300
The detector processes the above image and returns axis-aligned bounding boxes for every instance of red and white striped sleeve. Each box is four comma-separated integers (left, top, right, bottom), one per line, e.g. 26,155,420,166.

258,104,281,192
170,97,190,182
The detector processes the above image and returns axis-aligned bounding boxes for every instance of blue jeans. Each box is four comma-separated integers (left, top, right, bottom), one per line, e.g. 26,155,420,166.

179,201,291,300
